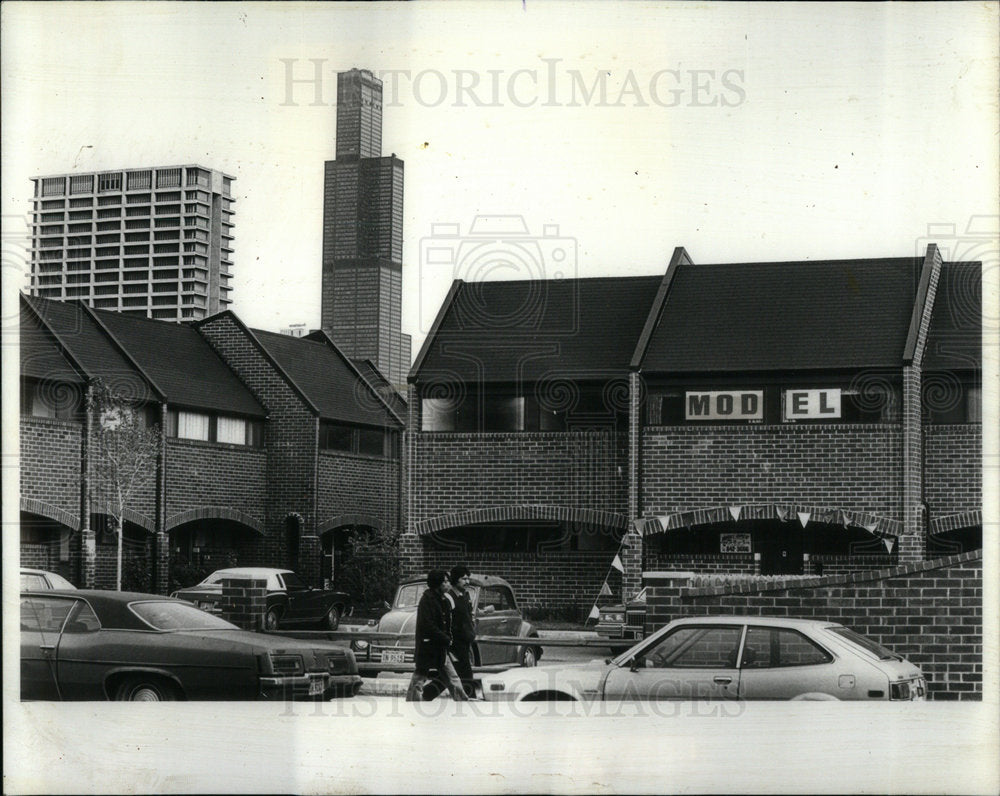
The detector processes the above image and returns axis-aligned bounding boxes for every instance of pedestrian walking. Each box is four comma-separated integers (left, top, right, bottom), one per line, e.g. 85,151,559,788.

448,564,476,698
405,570,468,702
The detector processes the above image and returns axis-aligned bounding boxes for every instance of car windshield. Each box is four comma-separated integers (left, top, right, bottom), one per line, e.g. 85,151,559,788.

827,626,901,661
130,601,239,631
394,583,427,608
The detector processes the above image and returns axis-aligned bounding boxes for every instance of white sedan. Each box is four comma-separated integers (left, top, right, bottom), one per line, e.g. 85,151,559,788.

481,615,926,702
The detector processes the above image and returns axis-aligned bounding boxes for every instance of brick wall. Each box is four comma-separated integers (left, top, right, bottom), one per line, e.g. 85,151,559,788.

924,425,982,517
641,425,903,515
165,438,266,522
414,549,622,617
317,450,399,530
409,431,628,526
809,554,895,575
198,314,319,577
21,543,50,569
20,417,82,520
644,550,981,700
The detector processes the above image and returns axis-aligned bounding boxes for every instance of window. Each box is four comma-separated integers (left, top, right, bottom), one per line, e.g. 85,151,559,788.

741,626,833,668
320,422,395,458
642,626,743,669
177,411,210,441
280,572,309,591
21,378,82,420
477,586,514,613
215,416,246,445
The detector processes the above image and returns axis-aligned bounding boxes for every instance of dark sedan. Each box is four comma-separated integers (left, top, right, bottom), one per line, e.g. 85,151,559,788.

171,567,351,631
20,590,361,701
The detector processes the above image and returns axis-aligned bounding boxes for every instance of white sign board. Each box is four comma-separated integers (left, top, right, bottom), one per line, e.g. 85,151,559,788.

686,391,763,421
783,388,841,420
720,533,752,553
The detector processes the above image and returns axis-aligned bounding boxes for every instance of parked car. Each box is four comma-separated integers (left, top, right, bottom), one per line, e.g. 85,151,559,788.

359,574,543,669
171,567,351,631
20,589,361,701
481,615,926,702
596,587,647,653
21,568,76,591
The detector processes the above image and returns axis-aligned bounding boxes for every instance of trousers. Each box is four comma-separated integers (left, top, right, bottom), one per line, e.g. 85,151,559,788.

405,654,468,702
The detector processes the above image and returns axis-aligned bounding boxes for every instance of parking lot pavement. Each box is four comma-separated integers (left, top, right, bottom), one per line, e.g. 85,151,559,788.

358,674,409,698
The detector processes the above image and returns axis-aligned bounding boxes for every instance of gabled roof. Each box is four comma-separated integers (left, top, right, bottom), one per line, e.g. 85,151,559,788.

351,358,408,420
412,275,663,383
251,328,402,428
22,296,265,417
640,258,924,372
93,309,266,417
924,261,982,371
20,303,85,383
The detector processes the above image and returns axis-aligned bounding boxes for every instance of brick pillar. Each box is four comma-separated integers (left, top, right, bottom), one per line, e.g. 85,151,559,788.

628,371,641,523
80,528,97,588
152,531,169,594
220,577,267,631
398,531,422,580
300,535,321,585
900,364,926,563
642,570,693,635
621,528,643,599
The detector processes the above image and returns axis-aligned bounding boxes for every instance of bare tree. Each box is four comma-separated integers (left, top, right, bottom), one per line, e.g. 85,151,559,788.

90,380,161,591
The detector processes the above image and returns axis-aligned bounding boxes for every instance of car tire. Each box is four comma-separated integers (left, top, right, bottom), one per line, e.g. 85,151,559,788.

324,606,341,631
519,645,540,668
264,607,281,631
114,676,178,702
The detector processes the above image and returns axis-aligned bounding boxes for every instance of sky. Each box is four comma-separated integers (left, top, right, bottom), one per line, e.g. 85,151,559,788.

2,2,997,359
2,3,999,792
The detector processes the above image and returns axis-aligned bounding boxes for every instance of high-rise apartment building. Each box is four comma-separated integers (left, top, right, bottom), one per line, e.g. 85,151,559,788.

29,165,235,321
322,69,411,388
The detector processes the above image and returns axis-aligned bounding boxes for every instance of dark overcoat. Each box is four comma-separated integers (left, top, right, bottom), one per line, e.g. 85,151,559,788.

414,588,452,675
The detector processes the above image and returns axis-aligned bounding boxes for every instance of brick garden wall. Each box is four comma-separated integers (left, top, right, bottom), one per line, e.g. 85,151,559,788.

20,417,82,521
409,431,628,526
644,550,982,700
923,424,982,517
641,425,903,516
645,553,758,575
317,451,399,530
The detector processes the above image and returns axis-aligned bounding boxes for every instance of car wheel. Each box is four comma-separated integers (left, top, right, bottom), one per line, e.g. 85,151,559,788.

264,607,281,631
519,645,539,668
114,676,177,702
324,606,341,631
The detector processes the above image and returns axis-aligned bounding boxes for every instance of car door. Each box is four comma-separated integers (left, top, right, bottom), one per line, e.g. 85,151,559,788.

736,625,837,699
279,572,319,623
20,595,78,699
603,624,744,700
474,586,516,665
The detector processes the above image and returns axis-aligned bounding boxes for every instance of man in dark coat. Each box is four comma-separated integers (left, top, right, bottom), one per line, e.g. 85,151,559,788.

448,564,476,698
405,570,468,701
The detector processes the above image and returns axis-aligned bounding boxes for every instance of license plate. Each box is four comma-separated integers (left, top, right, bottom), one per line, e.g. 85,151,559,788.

308,678,324,696
381,649,405,664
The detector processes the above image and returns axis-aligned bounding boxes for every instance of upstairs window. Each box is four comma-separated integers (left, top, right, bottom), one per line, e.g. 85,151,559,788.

320,422,398,459
166,410,263,447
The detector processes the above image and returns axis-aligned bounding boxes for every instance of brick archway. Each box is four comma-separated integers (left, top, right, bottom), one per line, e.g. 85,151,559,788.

21,498,80,531
317,513,391,537
165,507,264,534
414,504,629,536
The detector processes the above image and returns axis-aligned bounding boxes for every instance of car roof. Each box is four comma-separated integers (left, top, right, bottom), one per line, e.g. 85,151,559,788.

208,567,293,577
21,589,189,631
670,615,840,629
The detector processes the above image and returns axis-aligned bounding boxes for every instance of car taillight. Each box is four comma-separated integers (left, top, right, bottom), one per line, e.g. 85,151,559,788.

270,654,304,675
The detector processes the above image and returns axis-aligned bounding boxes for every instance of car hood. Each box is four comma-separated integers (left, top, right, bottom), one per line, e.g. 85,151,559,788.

376,609,417,636
173,584,224,596
483,661,612,696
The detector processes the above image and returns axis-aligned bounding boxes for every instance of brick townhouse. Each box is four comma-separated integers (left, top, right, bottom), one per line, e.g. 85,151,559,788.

19,295,404,593
405,244,982,615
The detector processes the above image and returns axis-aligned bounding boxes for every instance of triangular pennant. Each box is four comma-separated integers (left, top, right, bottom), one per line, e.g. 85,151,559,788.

797,512,811,527
863,520,878,533
776,506,789,522
611,554,624,573
588,604,600,620
883,537,894,552
729,505,742,521
599,581,613,597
